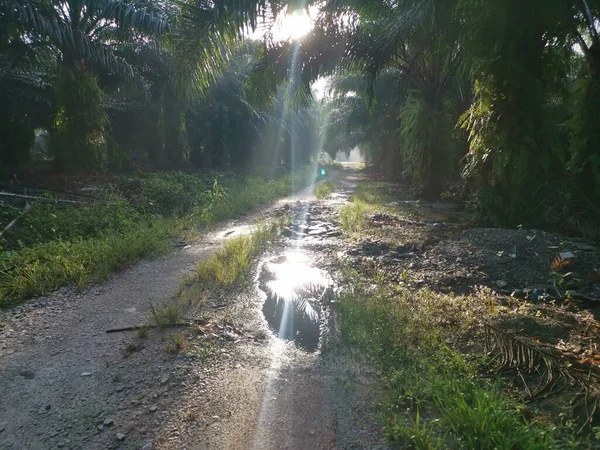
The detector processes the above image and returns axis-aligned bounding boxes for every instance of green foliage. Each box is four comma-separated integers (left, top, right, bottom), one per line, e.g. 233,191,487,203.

337,285,558,449
0,218,175,306
399,92,458,198
193,221,282,288
567,76,600,197
0,115,34,168
0,167,313,306
52,68,109,171
116,172,218,216
314,181,335,199
0,199,142,251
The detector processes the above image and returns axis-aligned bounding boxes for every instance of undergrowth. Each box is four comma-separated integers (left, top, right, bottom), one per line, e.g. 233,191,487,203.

337,280,560,449
335,179,596,448
0,167,313,306
192,221,283,289
314,181,335,199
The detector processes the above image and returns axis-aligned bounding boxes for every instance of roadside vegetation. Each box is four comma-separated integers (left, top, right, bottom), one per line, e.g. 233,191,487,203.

192,220,285,289
314,181,335,200
335,180,600,448
337,285,560,449
0,168,312,306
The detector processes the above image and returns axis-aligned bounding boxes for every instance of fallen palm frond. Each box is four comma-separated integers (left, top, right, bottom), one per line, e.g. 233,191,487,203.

484,323,573,398
485,322,600,430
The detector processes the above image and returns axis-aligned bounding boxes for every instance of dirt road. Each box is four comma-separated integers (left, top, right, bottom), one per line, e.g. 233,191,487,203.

0,168,386,450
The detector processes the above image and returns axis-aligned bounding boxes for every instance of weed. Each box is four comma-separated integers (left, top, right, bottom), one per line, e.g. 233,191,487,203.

137,327,148,339
190,337,220,360
123,342,144,357
336,280,557,449
185,410,198,421
384,409,444,449
192,222,280,289
1,167,314,307
339,200,383,237
165,334,189,353
150,302,182,329
400,269,409,282
0,219,176,306
314,181,335,199
222,307,234,325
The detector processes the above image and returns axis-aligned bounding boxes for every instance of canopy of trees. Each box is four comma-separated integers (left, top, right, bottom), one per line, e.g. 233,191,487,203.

2,0,599,237
1,0,319,174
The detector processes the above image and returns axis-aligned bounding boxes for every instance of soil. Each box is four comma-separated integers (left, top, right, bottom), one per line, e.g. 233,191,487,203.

3,166,599,449
0,167,388,450
345,182,600,427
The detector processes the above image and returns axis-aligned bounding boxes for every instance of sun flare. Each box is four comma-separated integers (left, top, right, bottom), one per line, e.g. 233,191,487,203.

277,10,314,41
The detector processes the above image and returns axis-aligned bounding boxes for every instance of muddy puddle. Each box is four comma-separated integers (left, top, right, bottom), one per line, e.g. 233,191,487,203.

258,252,331,352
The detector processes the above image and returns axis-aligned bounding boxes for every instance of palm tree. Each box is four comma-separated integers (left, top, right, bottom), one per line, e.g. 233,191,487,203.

0,9,55,167
2,0,169,170
250,0,468,196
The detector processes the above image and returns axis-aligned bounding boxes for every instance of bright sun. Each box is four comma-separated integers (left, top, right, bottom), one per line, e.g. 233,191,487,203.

275,10,314,41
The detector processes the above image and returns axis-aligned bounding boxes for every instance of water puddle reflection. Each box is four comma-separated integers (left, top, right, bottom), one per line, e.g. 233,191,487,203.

259,252,330,352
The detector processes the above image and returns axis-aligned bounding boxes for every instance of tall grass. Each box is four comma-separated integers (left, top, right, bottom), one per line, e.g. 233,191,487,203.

0,219,176,305
337,285,557,449
0,167,314,307
314,181,335,199
193,221,282,288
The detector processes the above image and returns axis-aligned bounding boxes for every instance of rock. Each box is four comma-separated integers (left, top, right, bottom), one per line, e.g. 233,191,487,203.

97,425,104,431
116,432,126,441
103,418,114,426
141,443,154,450
495,280,508,288
527,288,545,301
19,369,35,379
160,375,170,385
80,372,92,377
0,425,4,432
559,251,575,260
149,405,158,413
511,290,525,299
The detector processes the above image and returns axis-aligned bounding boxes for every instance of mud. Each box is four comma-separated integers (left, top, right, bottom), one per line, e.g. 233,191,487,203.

0,167,388,450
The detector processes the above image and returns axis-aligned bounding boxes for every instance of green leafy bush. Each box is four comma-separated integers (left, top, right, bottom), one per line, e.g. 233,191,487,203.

0,167,315,305
0,199,143,251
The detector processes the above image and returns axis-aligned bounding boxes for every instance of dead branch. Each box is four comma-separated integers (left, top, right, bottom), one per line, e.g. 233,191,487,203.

106,317,206,333
106,323,190,333
0,203,32,239
0,191,83,204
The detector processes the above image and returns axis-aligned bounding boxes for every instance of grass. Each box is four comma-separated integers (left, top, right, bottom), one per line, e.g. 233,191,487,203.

123,342,144,357
0,218,176,305
137,326,148,339
0,166,314,307
192,220,283,289
339,199,381,235
314,181,335,199
335,179,595,448
337,282,557,449
150,301,184,329
165,333,189,353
